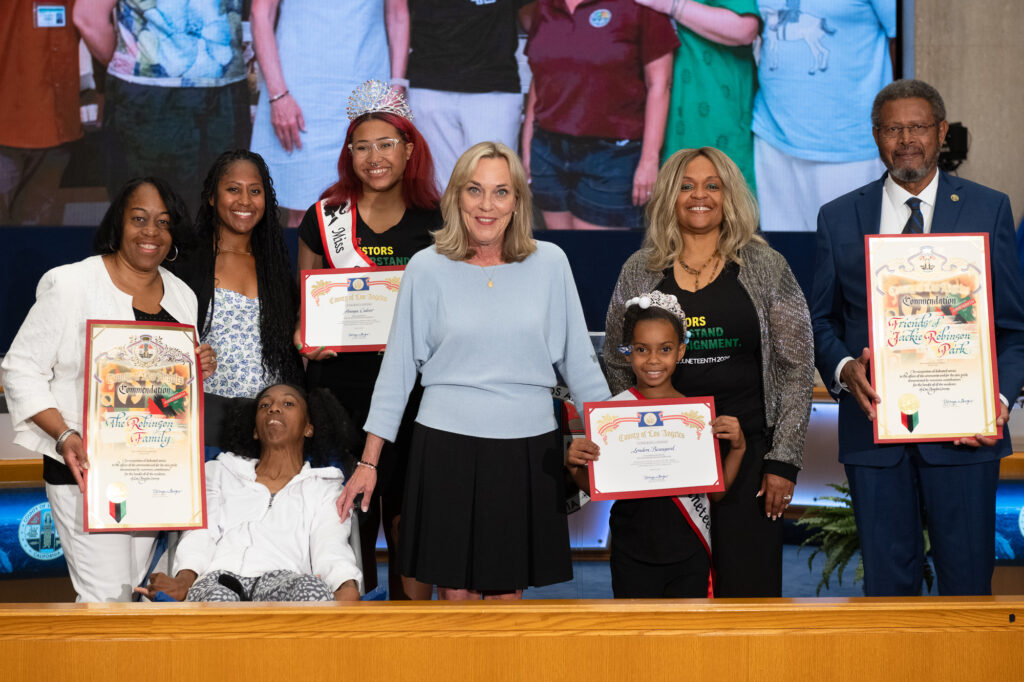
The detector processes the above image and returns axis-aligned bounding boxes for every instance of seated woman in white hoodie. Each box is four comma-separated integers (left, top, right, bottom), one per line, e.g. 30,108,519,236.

136,384,362,601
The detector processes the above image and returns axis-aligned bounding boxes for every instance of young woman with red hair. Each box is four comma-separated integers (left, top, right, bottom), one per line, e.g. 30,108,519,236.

295,81,441,600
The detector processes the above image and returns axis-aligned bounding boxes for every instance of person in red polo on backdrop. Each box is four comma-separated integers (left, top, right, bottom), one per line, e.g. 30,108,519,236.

521,0,678,230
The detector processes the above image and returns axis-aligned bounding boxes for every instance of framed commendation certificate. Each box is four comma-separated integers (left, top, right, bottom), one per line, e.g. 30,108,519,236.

866,233,1000,443
584,396,724,501
83,321,206,532
301,267,404,352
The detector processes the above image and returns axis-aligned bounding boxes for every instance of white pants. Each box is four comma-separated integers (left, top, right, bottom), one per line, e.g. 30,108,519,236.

408,88,523,193
754,134,885,231
46,482,164,602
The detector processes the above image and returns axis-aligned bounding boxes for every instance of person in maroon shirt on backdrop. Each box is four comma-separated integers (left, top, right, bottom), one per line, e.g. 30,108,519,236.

522,0,678,230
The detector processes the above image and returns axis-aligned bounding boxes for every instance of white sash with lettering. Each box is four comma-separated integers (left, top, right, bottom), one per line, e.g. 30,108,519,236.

316,199,375,269
672,494,711,554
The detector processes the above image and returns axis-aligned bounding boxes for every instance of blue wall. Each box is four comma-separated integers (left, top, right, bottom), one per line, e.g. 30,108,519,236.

0,227,818,352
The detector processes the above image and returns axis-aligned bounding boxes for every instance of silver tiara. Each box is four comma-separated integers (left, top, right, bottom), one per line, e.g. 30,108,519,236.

620,291,691,352
625,291,687,323
346,80,414,121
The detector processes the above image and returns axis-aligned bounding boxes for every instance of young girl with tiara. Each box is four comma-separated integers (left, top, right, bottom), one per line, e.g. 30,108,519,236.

568,291,746,598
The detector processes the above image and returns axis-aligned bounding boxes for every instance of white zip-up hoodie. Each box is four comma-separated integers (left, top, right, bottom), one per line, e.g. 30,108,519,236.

175,452,362,593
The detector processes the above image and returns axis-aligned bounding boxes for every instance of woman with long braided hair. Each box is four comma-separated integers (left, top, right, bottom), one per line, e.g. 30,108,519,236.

172,149,303,454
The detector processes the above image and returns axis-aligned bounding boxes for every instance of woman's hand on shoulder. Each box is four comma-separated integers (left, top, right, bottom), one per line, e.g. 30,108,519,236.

711,415,745,454
134,570,197,601
293,326,336,361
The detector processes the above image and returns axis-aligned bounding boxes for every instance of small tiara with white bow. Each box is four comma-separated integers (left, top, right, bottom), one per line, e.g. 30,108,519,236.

618,291,690,354
625,291,686,320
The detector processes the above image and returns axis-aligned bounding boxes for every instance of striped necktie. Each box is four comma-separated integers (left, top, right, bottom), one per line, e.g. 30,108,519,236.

903,197,924,234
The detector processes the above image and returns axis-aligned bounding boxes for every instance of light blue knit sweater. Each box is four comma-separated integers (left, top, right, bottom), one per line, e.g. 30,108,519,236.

364,241,611,440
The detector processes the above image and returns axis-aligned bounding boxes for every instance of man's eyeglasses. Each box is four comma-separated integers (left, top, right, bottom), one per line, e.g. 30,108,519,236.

876,123,938,140
348,138,402,156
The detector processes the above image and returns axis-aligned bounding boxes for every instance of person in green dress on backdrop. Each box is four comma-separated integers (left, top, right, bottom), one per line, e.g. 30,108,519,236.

635,0,761,192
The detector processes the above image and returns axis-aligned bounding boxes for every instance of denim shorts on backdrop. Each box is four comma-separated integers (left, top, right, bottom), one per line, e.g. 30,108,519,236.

530,127,644,229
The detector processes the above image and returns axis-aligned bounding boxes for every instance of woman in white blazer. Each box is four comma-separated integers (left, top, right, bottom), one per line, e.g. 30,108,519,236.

2,177,216,602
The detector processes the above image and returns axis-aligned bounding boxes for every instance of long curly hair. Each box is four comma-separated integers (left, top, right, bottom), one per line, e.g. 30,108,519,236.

320,112,440,209
192,150,302,385
225,384,359,473
642,147,764,271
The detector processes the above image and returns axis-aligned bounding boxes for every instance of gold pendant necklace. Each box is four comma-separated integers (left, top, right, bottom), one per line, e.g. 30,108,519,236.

479,264,495,288
679,251,720,289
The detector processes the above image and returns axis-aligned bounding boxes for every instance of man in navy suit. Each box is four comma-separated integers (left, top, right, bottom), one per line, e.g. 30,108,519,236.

811,79,1024,596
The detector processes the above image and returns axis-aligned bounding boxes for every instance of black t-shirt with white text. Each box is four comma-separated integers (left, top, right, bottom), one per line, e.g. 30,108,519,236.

658,262,766,436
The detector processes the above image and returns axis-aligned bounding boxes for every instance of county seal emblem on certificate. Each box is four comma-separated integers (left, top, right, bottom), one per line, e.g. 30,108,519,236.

866,234,1000,443
82,321,206,532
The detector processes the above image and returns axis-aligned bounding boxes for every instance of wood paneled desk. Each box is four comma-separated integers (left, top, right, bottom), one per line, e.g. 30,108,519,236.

0,598,1020,681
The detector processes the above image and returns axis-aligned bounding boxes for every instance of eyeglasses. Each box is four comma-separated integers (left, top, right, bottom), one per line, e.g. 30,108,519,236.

876,123,938,140
348,138,402,156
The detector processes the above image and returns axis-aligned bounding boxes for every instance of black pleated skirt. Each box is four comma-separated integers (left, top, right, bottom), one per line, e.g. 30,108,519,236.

399,423,573,592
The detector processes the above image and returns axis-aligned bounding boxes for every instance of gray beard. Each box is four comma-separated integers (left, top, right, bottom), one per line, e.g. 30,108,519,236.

890,165,931,184
888,146,940,184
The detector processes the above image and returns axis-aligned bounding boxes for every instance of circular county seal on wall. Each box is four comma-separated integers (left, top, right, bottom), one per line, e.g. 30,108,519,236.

589,9,611,27
19,502,63,561
1018,505,1024,547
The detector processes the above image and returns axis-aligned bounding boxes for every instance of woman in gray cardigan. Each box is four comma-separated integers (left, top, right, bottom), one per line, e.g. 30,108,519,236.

603,147,814,597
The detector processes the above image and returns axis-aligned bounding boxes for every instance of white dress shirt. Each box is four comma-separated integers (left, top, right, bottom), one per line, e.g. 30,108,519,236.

879,171,939,235
832,172,939,390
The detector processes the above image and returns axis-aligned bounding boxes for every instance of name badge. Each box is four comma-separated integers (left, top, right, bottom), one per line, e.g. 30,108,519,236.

34,4,67,28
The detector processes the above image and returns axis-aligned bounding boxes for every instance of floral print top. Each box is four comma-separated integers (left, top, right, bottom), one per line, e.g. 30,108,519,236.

202,288,271,398
108,0,246,87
